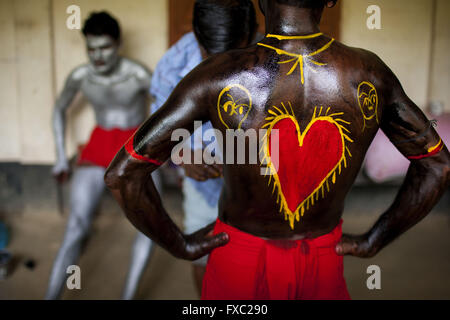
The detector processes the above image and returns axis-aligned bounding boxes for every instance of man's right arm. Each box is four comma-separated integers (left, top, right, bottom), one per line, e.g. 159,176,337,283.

52,67,84,181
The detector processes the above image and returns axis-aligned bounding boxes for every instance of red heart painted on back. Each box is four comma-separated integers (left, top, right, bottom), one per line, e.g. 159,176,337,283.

269,117,344,214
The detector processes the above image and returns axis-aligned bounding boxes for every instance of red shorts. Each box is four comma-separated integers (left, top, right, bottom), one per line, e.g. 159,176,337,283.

202,219,350,300
78,126,138,168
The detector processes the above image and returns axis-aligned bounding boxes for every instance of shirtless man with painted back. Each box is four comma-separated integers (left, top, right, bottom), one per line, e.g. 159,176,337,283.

105,0,450,299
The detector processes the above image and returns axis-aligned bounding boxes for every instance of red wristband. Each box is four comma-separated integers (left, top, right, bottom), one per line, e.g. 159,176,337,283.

125,133,163,166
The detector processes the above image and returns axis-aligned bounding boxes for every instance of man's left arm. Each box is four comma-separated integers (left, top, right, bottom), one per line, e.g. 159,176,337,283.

337,77,450,257
105,66,228,260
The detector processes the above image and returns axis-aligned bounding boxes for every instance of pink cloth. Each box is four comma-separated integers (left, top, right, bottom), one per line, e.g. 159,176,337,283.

364,113,450,183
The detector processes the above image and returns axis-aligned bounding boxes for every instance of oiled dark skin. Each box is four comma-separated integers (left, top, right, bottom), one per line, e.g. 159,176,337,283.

105,1,450,261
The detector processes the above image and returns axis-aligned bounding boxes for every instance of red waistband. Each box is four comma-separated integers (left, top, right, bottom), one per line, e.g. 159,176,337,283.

78,126,139,168
205,218,348,299
214,218,343,249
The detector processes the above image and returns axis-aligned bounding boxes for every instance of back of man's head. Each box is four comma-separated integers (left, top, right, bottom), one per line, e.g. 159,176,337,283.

82,11,121,41
273,0,334,8
193,0,257,55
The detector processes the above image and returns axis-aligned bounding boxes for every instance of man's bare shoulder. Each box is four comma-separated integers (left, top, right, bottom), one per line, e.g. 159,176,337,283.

64,64,89,89
331,40,397,88
193,45,265,85
121,57,152,88
200,42,395,88
121,58,152,77
68,64,89,82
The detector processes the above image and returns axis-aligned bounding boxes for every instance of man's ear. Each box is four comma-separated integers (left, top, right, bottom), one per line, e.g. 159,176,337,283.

326,0,337,8
116,38,122,50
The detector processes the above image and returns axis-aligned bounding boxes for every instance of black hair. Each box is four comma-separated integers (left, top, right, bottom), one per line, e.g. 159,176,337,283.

193,0,257,55
82,11,121,41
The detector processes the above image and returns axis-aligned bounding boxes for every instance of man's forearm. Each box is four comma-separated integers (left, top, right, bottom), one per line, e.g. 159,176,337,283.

53,106,68,163
105,155,188,258
366,157,449,255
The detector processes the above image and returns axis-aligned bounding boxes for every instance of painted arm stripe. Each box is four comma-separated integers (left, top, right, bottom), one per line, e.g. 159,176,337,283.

407,139,443,160
125,133,163,166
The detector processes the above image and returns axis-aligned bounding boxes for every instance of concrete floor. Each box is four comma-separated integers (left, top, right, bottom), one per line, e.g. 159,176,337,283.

0,185,449,300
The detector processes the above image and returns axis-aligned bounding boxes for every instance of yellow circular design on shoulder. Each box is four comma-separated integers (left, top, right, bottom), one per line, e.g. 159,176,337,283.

357,81,379,131
217,84,252,129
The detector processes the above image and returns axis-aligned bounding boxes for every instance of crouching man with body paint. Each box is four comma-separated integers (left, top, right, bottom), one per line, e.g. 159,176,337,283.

47,12,159,300
105,0,450,299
